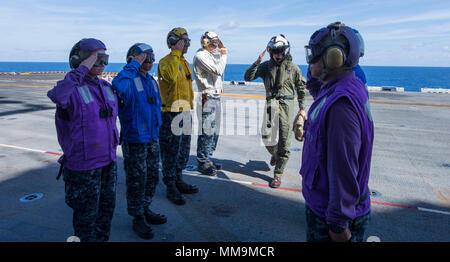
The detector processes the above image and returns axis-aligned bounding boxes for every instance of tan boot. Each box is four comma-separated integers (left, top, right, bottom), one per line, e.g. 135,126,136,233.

270,176,281,188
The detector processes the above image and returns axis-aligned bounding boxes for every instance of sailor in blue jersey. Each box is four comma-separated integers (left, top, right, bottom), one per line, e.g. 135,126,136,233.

351,29,368,90
112,43,166,240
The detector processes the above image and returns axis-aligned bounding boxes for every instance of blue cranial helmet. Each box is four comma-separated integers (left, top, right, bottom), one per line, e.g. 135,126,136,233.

126,43,155,64
305,22,361,69
353,29,365,58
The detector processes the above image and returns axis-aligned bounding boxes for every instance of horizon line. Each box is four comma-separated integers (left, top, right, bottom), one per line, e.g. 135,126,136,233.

1,61,450,69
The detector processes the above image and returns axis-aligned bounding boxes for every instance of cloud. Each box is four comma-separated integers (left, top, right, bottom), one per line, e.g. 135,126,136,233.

218,20,240,31
360,9,450,26
363,21,450,42
1,0,450,66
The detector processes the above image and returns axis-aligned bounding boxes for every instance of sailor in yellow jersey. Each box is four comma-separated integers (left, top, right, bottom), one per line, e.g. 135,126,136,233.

158,28,195,112
158,27,198,206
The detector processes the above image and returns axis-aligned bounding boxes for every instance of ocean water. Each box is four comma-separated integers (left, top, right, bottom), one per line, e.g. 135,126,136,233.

222,64,450,92
0,62,449,92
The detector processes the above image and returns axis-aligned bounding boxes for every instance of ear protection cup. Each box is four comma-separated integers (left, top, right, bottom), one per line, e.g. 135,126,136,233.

167,28,187,48
202,38,209,48
167,32,180,47
324,46,345,69
69,55,80,69
126,43,137,63
201,31,219,49
69,41,82,69
69,38,107,69
69,41,91,69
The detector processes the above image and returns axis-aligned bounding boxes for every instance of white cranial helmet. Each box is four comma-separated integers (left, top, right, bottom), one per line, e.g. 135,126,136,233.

201,31,219,48
267,34,290,56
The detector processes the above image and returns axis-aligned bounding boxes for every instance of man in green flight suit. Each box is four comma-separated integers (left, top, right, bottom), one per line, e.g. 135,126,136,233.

244,34,307,188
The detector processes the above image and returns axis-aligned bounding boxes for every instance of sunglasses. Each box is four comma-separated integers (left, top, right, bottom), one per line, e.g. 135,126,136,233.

144,52,155,63
94,53,109,67
209,39,219,48
271,48,285,55
182,38,191,47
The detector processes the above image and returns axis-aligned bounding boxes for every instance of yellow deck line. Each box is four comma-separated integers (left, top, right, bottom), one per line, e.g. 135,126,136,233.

370,100,450,108
1,83,449,108
220,93,267,99
0,83,53,88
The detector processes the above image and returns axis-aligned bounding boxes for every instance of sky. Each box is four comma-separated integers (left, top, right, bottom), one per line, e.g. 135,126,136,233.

1,0,450,67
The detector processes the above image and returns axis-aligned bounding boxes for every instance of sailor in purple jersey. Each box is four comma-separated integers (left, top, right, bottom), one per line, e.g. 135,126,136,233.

47,38,119,242
301,23,374,242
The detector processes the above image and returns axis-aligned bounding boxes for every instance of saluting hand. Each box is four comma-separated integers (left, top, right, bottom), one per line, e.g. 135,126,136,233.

256,49,266,64
80,50,99,70
219,47,228,55
172,39,185,53
218,39,225,49
133,52,147,65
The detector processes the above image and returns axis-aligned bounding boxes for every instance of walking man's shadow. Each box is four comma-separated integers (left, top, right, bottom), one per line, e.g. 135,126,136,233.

212,159,272,183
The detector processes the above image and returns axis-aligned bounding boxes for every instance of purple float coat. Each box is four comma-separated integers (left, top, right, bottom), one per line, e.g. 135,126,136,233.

47,65,119,171
300,71,374,229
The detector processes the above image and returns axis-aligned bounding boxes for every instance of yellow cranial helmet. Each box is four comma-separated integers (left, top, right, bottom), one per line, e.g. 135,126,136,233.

167,27,188,48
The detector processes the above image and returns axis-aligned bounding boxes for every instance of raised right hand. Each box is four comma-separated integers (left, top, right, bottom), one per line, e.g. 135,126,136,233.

218,39,225,49
171,39,185,53
256,49,266,64
80,50,99,70
132,52,147,65
219,48,228,55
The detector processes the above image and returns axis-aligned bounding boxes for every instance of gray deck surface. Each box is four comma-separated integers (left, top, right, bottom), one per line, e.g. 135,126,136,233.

0,73,449,242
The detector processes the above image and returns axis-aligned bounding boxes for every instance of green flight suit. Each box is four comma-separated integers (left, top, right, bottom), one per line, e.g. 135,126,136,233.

244,54,306,178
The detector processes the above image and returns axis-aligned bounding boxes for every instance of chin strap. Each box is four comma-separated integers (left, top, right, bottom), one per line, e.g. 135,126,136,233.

319,64,352,81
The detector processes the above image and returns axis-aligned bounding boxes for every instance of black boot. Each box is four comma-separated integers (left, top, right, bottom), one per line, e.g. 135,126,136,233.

144,208,167,225
176,179,199,194
166,185,186,205
206,159,221,170
197,161,217,176
211,161,222,170
132,215,154,239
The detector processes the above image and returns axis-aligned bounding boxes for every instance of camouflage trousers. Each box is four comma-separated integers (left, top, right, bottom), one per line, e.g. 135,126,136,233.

305,205,371,242
196,96,221,164
159,111,192,186
121,141,160,217
63,162,117,242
